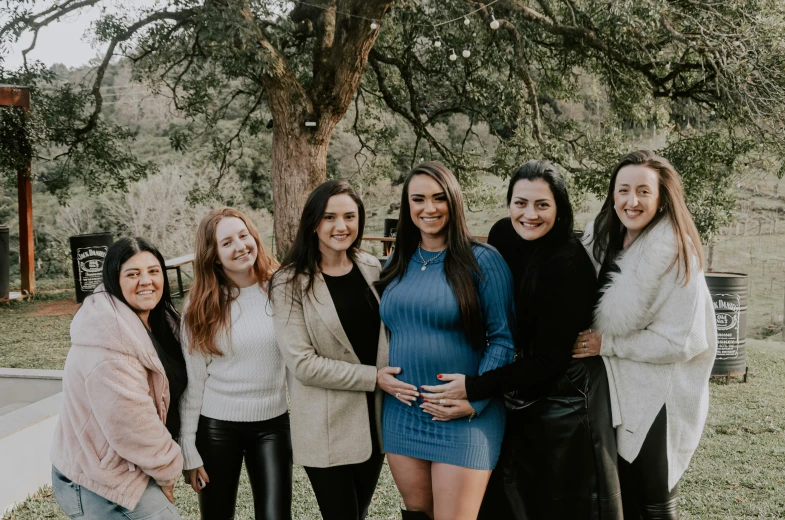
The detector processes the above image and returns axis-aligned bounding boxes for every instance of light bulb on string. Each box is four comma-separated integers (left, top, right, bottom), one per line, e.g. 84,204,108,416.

433,35,442,48
449,49,458,61
462,47,471,58
464,16,471,25
370,20,378,30
490,15,500,30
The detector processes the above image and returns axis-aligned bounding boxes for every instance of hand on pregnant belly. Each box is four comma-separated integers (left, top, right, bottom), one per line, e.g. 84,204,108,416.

420,398,474,421
420,373,467,400
377,366,420,406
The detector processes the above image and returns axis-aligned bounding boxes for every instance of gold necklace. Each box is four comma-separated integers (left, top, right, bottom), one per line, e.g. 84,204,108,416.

417,242,446,271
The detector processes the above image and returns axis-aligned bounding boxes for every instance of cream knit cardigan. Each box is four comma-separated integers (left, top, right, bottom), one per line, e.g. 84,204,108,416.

582,218,717,490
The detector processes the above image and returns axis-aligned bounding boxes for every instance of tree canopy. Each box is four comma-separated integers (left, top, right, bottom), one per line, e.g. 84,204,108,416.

2,0,785,249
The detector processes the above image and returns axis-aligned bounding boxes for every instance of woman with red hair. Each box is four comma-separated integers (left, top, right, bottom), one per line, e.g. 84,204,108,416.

179,208,290,520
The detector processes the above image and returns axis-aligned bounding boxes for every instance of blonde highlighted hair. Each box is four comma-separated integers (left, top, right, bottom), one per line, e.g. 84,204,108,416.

184,207,278,356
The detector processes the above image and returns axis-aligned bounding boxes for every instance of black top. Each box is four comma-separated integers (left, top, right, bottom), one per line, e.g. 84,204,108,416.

322,262,381,452
464,218,599,402
146,329,187,439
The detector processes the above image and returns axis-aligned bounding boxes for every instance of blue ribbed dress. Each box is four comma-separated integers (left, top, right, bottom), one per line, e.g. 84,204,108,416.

380,245,515,470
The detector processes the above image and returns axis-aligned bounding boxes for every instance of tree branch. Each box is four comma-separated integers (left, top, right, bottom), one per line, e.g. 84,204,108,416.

76,9,196,139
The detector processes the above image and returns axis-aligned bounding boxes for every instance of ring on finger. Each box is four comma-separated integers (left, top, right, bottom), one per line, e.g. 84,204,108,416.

395,392,400,398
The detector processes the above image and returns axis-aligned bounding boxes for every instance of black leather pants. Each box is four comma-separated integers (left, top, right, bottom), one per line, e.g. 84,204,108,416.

618,406,679,520
478,357,622,520
304,453,385,520
195,413,292,520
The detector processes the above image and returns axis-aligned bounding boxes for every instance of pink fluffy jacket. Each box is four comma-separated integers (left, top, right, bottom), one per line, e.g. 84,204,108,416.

50,285,183,510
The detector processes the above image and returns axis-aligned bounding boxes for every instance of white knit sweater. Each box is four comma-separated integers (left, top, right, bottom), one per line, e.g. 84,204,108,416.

583,218,717,490
178,284,288,470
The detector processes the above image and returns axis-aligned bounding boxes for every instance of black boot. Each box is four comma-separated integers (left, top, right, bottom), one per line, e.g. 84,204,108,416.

401,508,431,519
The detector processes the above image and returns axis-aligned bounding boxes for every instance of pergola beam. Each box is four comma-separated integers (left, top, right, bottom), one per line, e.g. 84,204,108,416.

0,85,35,296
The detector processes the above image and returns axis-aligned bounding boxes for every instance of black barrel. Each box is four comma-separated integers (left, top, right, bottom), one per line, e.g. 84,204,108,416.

69,233,113,303
705,272,748,378
384,218,398,239
0,225,9,300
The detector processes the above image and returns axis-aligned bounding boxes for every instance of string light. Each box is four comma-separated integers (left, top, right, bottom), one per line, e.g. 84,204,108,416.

283,0,505,64
490,15,500,30
285,0,501,28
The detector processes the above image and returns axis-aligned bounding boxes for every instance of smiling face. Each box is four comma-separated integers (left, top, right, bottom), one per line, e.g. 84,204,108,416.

119,251,164,321
508,178,558,241
215,216,258,282
614,164,661,239
408,174,450,244
316,193,359,255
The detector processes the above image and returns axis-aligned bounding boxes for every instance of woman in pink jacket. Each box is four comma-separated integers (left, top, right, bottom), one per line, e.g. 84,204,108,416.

50,237,185,519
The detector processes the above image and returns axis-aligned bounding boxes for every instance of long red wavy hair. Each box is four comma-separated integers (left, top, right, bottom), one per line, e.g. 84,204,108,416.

184,207,278,356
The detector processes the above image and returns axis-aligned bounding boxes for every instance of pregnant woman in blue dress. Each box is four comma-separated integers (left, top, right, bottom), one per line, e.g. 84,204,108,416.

376,161,516,520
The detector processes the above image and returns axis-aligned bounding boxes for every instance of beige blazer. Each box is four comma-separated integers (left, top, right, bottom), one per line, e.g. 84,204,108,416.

271,251,389,467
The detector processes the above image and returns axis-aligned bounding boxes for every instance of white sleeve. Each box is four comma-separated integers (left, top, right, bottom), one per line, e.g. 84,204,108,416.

176,319,210,470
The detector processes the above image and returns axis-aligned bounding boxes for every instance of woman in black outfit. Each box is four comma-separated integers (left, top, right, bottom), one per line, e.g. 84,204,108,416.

421,161,622,519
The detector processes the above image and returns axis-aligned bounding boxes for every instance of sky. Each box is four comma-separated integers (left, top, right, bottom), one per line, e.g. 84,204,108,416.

3,1,159,69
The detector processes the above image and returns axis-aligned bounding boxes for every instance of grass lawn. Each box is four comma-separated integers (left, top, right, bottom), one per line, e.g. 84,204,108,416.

2,294,785,519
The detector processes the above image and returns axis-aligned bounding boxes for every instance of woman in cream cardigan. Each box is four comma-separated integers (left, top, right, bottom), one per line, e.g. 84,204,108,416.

575,150,717,519
270,180,404,520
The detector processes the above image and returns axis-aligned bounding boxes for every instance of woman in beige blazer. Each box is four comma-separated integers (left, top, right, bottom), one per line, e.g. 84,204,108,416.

270,180,411,520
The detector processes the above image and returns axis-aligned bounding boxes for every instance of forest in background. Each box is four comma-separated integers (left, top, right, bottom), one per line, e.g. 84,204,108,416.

0,58,783,339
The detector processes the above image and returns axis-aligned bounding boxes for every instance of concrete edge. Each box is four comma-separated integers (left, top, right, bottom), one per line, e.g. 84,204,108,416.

0,392,62,440
0,368,64,380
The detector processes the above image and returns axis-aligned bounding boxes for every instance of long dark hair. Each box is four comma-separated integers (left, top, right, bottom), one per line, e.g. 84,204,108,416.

377,161,486,350
270,179,366,297
507,160,576,299
592,150,704,282
100,237,182,357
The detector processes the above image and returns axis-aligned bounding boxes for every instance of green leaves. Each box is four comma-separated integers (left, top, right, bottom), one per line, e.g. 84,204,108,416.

0,62,156,199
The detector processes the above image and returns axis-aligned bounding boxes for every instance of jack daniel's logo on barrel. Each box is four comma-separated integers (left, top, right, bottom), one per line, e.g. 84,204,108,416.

713,293,741,358
77,246,108,291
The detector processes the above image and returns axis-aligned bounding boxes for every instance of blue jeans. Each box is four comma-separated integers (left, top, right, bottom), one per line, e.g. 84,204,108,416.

52,466,181,519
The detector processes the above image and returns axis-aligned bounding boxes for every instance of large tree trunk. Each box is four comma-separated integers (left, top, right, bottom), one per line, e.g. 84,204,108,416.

253,1,393,254
264,71,340,256
270,127,331,256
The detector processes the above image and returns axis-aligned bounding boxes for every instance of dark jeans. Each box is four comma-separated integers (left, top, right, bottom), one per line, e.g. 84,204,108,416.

195,413,292,520
304,453,385,520
619,406,680,520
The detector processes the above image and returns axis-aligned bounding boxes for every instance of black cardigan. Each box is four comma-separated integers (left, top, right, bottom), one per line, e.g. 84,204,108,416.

465,218,599,402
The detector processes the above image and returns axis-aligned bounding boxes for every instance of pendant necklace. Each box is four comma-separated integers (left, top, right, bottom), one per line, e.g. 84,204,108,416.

417,242,446,271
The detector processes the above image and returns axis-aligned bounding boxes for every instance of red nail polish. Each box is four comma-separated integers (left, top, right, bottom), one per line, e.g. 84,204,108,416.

424,399,429,402
437,374,443,379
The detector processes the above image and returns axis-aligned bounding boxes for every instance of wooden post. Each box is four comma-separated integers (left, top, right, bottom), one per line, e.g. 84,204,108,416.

0,85,35,295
